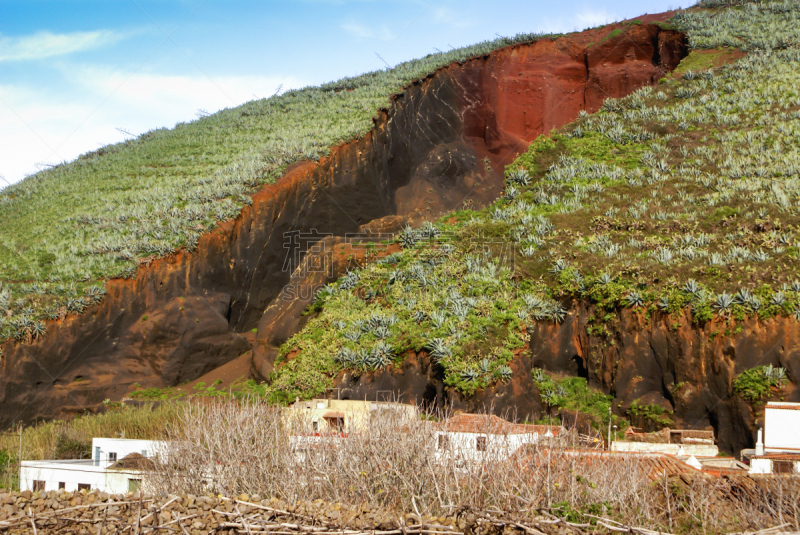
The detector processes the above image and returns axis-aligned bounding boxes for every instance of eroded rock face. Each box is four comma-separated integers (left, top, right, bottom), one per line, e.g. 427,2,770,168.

0,22,687,428
331,304,800,454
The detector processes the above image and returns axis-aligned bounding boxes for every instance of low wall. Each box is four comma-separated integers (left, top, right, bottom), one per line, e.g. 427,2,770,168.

612,440,719,457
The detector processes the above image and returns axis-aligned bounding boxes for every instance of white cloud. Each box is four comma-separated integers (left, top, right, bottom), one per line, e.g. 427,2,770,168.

0,69,305,184
341,22,394,40
0,30,125,62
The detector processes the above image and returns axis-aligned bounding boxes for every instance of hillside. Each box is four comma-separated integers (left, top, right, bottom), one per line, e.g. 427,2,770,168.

0,32,551,346
261,1,800,453
0,9,686,429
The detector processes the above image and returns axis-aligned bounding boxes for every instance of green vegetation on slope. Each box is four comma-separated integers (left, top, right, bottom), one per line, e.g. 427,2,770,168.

268,0,800,402
0,31,557,347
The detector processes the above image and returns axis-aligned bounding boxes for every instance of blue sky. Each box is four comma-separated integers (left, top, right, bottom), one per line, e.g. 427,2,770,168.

0,0,693,186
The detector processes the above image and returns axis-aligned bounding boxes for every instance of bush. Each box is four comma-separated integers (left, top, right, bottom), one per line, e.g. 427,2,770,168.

733,365,786,402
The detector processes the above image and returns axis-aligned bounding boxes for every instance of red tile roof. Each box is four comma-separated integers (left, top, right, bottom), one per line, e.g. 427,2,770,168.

510,446,705,482
439,414,563,436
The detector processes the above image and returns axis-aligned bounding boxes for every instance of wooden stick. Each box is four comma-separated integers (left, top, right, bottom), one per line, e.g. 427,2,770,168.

28,507,38,535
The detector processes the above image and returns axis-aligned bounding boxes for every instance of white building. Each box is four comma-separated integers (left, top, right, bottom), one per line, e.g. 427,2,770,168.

20,438,163,494
749,402,800,475
434,413,563,464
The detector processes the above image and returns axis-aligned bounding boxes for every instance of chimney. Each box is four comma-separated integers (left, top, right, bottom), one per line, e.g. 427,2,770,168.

755,428,764,456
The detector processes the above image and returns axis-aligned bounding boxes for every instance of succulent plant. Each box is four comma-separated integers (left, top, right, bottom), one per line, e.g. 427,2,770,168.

427,338,452,362
549,259,569,274
507,168,531,186
398,225,419,249
713,292,734,311
430,310,447,329
461,368,480,382
623,291,645,308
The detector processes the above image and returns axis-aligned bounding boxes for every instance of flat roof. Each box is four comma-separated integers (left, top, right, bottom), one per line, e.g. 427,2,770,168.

766,402,800,411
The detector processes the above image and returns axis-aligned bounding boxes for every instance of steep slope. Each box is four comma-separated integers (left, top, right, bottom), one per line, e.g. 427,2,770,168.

0,20,686,426
264,1,800,455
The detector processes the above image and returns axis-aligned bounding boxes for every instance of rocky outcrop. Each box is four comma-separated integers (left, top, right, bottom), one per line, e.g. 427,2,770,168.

334,304,800,455
0,21,687,428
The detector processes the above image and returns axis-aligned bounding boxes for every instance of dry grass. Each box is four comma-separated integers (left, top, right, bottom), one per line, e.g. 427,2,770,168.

145,400,800,534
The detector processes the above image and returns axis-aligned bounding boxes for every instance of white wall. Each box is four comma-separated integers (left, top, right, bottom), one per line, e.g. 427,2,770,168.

20,461,142,494
749,458,772,474
765,405,800,452
434,432,538,464
612,441,719,457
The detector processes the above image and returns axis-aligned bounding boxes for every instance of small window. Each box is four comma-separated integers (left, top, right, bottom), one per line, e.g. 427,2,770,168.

128,479,141,492
476,436,487,452
312,420,319,432
438,434,450,450
33,480,45,492
78,483,91,491
325,417,344,433
773,460,794,474
108,452,117,462
58,482,65,490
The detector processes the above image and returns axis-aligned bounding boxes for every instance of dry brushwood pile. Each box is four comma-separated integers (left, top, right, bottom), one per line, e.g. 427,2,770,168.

0,490,797,535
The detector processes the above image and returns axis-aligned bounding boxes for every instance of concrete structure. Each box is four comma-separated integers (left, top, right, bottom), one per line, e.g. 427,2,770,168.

19,438,162,493
611,440,719,457
614,427,718,457
764,402,800,453
748,402,800,474
284,398,417,435
435,413,563,463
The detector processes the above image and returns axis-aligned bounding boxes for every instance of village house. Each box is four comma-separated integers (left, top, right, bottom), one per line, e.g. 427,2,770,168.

19,438,162,494
748,402,800,475
435,413,563,463
284,397,417,435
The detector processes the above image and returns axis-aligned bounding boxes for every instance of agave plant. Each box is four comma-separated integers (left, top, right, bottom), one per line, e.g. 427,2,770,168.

398,225,419,249
334,347,358,367
507,168,531,187
374,326,391,340
598,273,614,286
713,292,734,312
734,288,753,306
427,338,452,362
430,310,447,329
549,259,569,274
30,321,46,340
479,359,491,375
339,272,359,290
546,302,567,323
412,310,427,323
770,291,786,307
419,221,440,239
461,368,480,382
496,365,512,380
623,291,645,308
343,330,362,342
683,279,702,297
